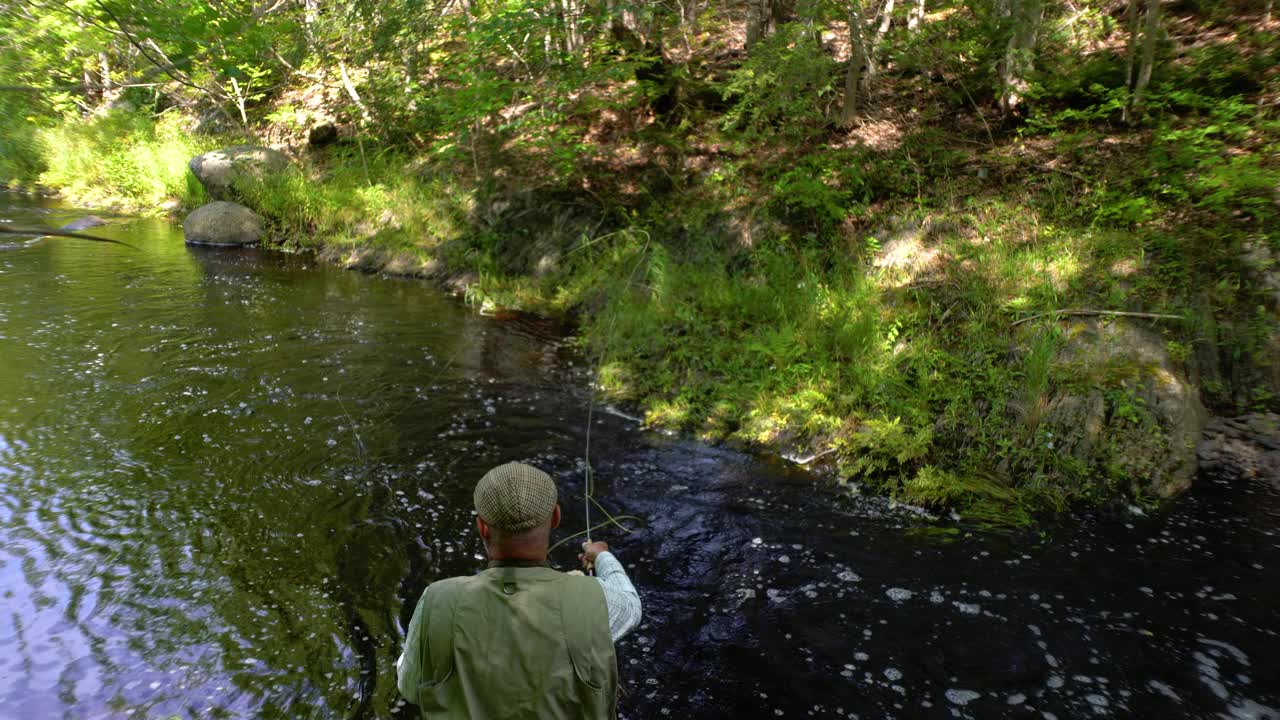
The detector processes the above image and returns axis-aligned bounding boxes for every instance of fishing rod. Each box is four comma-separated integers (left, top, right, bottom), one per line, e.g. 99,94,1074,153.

0,225,137,248
571,229,652,570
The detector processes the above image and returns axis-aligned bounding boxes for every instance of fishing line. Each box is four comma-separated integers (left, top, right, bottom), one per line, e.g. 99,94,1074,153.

577,228,651,553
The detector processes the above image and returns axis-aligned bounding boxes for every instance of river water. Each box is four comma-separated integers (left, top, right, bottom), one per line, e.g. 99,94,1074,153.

0,193,1277,720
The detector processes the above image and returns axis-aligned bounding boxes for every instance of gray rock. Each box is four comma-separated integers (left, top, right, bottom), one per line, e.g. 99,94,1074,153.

1240,239,1280,307
1197,413,1280,483
183,201,263,246
1039,319,1207,498
188,145,289,200
60,215,106,232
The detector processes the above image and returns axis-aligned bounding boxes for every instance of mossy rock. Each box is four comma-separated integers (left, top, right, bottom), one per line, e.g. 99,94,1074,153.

188,145,289,201
1038,319,1207,499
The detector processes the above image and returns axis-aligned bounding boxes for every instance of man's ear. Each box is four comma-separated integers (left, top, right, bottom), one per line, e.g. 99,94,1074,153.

550,504,562,530
476,516,491,541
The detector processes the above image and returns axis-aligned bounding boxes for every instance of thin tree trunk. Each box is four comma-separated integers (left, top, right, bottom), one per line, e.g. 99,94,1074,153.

1120,0,1141,123
867,0,895,86
998,0,1043,114
1129,0,1161,121
339,60,371,123
746,0,769,49
1265,0,1272,23
842,0,871,126
99,51,111,93
907,0,925,31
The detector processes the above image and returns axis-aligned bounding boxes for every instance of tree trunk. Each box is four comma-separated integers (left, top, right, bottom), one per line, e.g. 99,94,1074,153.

1120,0,1141,123
99,51,112,96
998,0,1043,115
1128,0,1161,122
868,0,895,62
907,0,925,31
842,0,871,126
746,0,769,49
1265,0,1272,23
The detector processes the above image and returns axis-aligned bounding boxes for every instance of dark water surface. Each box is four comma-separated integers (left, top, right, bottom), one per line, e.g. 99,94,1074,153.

1,193,1278,720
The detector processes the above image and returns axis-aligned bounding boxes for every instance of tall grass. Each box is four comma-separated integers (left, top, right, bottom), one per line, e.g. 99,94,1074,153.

36,111,219,209
232,148,470,260
0,109,44,187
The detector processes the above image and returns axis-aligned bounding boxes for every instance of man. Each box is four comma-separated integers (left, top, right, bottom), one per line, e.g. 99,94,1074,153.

397,462,642,718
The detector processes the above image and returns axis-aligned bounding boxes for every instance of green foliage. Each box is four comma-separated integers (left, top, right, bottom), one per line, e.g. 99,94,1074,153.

232,146,468,256
0,110,44,187
722,23,838,140
837,417,934,484
36,111,219,208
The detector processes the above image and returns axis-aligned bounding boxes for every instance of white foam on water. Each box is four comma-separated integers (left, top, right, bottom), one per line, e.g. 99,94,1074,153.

884,668,902,682
1147,680,1181,702
885,588,913,602
945,689,980,706
1199,638,1250,666
1006,693,1026,705
1224,699,1280,720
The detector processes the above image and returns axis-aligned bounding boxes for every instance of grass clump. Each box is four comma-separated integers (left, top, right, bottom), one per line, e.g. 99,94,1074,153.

35,111,219,210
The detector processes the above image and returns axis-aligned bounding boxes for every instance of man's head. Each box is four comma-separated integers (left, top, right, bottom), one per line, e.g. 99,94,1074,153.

473,462,561,560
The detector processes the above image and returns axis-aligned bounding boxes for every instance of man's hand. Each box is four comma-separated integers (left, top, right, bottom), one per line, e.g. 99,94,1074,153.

579,541,609,570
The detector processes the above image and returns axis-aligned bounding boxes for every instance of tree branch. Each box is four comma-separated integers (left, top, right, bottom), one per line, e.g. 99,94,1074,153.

1011,309,1188,326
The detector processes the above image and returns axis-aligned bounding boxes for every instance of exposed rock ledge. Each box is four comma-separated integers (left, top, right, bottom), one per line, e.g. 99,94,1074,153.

1197,413,1280,484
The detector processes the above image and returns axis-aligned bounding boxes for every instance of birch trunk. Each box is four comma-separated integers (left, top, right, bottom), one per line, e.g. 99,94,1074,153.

907,0,925,31
99,51,111,92
866,0,894,86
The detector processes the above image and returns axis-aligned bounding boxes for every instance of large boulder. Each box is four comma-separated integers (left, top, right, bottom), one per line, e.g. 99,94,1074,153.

1038,319,1208,498
183,201,263,246
188,145,288,200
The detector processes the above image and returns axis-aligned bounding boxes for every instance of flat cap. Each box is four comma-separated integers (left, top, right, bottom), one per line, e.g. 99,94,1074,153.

474,462,558,532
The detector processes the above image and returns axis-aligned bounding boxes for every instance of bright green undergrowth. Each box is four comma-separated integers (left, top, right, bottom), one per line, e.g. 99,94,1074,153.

232,149,470,263
30,112,220,209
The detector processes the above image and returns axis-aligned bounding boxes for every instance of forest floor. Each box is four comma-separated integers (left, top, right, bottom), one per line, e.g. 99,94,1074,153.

5,9,1278,525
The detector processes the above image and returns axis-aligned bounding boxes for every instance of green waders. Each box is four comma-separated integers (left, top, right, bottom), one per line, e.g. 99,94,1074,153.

406,565,619,719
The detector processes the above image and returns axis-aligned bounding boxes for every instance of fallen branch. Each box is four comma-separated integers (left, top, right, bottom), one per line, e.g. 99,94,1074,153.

1011,308,1187,326
0,226,137,248
1038,163,1089,183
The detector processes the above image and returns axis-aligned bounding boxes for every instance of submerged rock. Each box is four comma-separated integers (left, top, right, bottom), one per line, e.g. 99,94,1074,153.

189,145,289,200
60,215,106,232
1038,319,1207,498
183,201,263,246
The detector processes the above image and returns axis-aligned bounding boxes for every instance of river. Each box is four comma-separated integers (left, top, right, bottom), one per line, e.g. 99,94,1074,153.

0,193,1277,719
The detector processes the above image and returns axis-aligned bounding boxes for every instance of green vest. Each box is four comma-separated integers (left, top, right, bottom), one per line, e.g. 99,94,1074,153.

412,566,619,719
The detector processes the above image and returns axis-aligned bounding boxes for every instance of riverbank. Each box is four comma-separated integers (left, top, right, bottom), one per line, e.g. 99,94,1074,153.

4,25,1277,526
